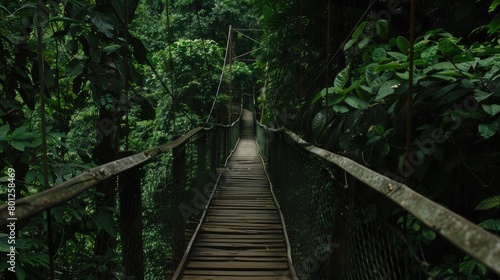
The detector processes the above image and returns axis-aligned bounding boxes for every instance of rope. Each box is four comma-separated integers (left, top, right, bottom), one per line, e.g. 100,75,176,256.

205,25,231,124
403,0,417,236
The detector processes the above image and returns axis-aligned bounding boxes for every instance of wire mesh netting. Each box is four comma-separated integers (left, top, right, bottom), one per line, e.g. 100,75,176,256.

4,118,241,279
256,124,431,280
143,130,217,279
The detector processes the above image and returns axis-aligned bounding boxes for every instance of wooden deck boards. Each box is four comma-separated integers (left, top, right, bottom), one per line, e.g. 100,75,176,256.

179,110,293,279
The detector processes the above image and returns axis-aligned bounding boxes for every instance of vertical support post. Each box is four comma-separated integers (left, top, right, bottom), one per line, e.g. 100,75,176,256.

223,128,228,162
210,129,217,173
228,25,233,124
196,133,207,187
324,0,332,148
118,151,144,280
172,144,186,266
327,171,355,279
327,193,344,279
36,3,55,278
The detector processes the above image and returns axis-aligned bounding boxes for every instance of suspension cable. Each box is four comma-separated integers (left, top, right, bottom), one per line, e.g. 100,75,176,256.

205,25,231,124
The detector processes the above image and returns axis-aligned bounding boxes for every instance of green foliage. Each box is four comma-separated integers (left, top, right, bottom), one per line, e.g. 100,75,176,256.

306,9,500,278
313,18,500,172
478,218,500,231
475,195,500,210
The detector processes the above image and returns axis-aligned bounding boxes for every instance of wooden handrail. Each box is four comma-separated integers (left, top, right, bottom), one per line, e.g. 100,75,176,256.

0,127,205,226
0,108,245,225
255,120,500,276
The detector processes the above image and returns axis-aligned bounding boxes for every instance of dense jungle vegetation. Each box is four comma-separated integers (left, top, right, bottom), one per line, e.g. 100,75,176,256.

0,0,499,279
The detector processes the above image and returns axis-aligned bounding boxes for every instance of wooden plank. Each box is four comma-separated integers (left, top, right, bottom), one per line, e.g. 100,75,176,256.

182,276,291,280
193,242,285,249
200,226,283,234
184,270,291,279
196,237,284,243
188,256,287,262
186,261,289,270
190,249,287,258
195,233,285,239
182,270,290,276
175,110,296,279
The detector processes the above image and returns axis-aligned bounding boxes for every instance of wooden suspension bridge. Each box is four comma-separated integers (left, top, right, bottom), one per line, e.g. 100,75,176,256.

173,110,296,279
1,105,500,279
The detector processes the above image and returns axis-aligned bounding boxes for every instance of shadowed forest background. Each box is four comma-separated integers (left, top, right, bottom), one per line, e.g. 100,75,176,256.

1,0,500,279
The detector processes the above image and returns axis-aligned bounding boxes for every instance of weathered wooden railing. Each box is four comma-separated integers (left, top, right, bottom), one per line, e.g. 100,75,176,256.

256,119,500,279
0,111,242,279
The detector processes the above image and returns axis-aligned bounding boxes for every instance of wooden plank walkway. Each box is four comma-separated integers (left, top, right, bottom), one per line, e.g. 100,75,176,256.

177,110,295,279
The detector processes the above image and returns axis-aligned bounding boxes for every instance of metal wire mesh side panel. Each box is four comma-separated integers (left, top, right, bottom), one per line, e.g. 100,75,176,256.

142,153,174,279
270,134,335,280
256,130,430,280
333,185,427,280
141,131,216,279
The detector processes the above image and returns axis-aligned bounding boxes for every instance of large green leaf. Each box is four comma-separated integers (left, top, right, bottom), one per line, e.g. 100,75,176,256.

344,96,370,110
487,17,500,35
372,48,386,62
413,40,430,51
478,121,498,139
438,38,462,55
482,104,500,116
459,258,484,276
0,233,11,253
475,195,500,210
376,81,396,100
352,22,367,39
432,83,458,99
334,67,349,89
478,219,500,232
421,45,438,64
396,36,410,54
490,0,500,13
474,89,494,102
376,62,408,72
102,44,121,54
91,12,115,38
10,126,32,140
327,95,346,106
0,125,9,141
376,19,388,40
422,229,436,240
357,37,371,49
387,51,407,60
365,63,377,84
332,105,349,113
343,38,357,51
65,59,84,77
312,111,326,137
312,87,335,104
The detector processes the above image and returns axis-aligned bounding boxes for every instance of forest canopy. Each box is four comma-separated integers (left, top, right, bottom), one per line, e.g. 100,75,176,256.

0,0,499,279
